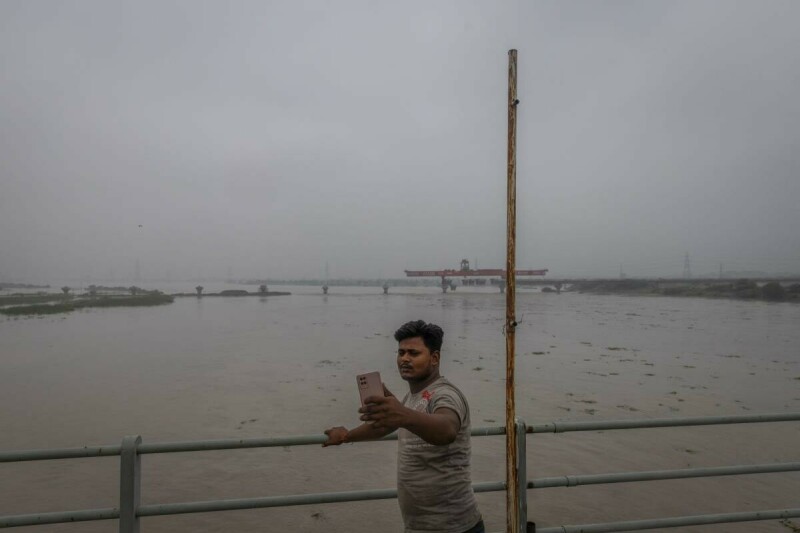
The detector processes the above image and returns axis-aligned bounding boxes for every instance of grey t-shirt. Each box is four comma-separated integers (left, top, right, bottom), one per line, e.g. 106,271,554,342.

397,376,481,533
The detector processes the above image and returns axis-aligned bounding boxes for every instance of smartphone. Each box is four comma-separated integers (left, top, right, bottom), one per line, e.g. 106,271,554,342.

356,371,383,407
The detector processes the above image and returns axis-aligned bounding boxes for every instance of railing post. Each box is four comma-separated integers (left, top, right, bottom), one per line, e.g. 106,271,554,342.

120,435,142,533
515,418,528,533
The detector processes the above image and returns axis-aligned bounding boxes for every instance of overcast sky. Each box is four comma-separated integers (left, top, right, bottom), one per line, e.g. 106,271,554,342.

2,1,799,282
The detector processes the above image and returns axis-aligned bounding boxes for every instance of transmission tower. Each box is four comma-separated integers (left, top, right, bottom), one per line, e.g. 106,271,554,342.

683,253,692,279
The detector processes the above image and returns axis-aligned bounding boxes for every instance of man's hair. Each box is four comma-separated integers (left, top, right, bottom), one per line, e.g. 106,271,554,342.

394,320,444,353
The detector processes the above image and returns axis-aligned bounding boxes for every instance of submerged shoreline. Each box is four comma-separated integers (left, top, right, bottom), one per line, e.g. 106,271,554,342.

0,288,291,316
2,279,798,318
0,293,175,316
569,278,800,303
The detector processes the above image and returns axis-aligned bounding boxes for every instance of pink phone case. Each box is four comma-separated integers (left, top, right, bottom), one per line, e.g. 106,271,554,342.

356,371,383,406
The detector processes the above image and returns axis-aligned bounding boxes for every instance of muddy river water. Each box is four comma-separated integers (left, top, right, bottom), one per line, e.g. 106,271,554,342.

1,285,799,532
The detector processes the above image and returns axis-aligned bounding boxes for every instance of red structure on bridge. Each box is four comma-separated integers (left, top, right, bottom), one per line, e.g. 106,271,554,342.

405,259,548,293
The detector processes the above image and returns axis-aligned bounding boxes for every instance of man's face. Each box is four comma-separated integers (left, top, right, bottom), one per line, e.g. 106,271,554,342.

397,336,439,382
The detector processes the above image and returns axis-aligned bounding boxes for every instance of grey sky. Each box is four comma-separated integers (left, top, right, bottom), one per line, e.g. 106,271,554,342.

2,1,799,281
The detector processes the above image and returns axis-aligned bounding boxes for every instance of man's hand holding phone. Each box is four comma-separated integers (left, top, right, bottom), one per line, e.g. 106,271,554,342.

322,372,405,446
358,383,408,430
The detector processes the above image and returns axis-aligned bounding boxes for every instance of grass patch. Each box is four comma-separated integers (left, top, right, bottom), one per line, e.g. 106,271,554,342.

0,294,174,316
575,279,800,302
0,294,71,306
0,303,74,315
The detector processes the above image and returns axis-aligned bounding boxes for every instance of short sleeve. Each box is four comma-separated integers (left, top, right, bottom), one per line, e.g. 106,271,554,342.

429,385,467,427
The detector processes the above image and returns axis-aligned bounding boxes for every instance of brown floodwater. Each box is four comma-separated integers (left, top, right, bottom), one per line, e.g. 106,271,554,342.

1,285,799,532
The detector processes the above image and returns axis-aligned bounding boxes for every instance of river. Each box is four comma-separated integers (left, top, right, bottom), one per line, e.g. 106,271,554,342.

1,285,799,532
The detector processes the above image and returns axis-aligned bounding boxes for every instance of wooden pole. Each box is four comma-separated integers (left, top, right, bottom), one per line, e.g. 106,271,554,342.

505,48,520,533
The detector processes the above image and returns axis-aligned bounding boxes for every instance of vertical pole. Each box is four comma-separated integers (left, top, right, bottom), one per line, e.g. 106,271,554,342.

505,48,520,533
120,435,142,533
516,418,528,533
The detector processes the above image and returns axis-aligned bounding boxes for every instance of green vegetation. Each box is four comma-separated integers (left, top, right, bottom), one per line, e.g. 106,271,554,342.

0,294,72,306
2,303,74,315
0,293,174,316
0,282,50,290
761,281,786,301
573,279,799,303
576,279,654,293
219,290,250,296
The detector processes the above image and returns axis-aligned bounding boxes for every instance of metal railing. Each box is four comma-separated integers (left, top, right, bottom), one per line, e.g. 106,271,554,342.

2,412,800,532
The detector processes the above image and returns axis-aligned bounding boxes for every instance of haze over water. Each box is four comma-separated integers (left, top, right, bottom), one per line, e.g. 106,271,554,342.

2,287,798,532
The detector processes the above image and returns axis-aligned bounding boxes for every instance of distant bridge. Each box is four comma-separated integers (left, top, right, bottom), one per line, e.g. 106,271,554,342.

405,259,548,293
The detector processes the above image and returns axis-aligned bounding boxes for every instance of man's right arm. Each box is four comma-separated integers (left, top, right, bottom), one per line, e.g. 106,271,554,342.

323,423,394,446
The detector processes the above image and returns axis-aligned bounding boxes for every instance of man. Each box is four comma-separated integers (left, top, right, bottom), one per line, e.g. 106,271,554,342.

323,320,484,533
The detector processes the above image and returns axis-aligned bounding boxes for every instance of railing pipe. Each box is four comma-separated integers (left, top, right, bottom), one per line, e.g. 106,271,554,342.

137,481,506,517
0,428,507,463
527,412,800,434
530,461,800,489
138,489,399,517
139,427,507,454
0,446,122,463
6,413,798,463
138,435,329,454
0,508,119,528
0,482,506,527
535,508,800,533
